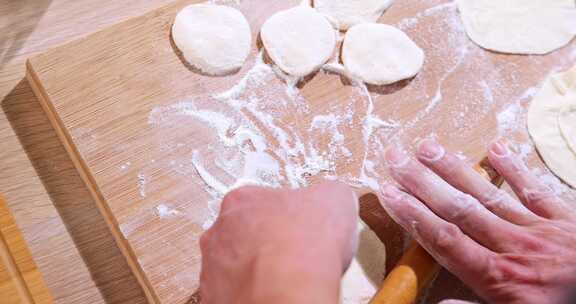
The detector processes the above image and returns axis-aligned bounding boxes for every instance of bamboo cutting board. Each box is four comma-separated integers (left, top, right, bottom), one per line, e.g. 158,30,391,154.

0,195,53,304
25,0,576,303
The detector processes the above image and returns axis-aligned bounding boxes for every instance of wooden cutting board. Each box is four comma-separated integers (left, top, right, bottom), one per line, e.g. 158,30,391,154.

0,195,53,304
25,0,576,303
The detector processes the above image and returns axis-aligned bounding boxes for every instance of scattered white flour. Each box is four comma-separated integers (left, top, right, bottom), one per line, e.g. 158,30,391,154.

455,151,468,161
514,141,533,161
191,150,229,195
478,80,495,105
242,152,283,186
394,1,474,135
310,113,352,157
496,86,538,135
213,52,273,102
137,172,148,198
120,161,132,171
156,204,183,219
133,2,576,303
397,1,457,30
497,102,524,135
144,0,576,234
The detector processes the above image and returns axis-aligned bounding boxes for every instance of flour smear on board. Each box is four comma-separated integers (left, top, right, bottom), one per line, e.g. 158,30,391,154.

141,0,576,229
118,0,576,303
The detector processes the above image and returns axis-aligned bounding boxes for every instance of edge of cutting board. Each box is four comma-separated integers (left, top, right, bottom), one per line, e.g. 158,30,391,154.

0,195,54,304
25,57,160,304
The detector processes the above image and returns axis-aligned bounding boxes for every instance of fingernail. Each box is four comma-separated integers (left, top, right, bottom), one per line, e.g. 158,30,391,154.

417,139,445,162
385,146,409,167
381,183,403,201
490,140,510,157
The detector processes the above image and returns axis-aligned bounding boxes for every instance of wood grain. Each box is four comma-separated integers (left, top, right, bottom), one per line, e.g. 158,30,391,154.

0,195,53,304
23,0,576,304
0,0,176,303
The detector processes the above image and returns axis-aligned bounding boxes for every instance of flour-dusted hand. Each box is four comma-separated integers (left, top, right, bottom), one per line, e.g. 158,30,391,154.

380,139,576,304
199,181,358,304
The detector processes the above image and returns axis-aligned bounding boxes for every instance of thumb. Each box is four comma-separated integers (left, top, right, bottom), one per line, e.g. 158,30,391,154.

439,300,477,304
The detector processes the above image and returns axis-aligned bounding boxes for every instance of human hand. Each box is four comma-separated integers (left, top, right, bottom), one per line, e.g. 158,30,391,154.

199,181,358,304
380,139,576,304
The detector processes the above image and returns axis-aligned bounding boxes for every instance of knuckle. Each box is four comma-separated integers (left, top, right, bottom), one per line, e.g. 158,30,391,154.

502,228,547,253
518,227,556,253
449,193,481,223
439,154,461,176
392,159,420,179
483,189,532,216
522,186,556,206
520,235,548,253
221,186,255,209
483,256,507,285
434,223,464,252
486,255,543,286
483,188,508,210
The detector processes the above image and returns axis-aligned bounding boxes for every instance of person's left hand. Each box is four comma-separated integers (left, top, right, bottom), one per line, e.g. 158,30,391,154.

199,181,359,304
380,139,576,304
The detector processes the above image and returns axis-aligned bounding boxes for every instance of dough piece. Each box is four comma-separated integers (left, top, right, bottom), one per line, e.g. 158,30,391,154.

528,64,576,188
559,108,576,155
456,0,576,55
172,4,252,76
342,23,424,85
341,221,386,304
261,6,336,77
314,0,393,30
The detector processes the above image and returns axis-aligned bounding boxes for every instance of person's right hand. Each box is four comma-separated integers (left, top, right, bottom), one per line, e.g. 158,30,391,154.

199,181,358,304
380,139,576,304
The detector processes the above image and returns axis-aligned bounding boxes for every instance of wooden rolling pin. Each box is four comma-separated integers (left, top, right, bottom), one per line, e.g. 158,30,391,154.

369,158,504,304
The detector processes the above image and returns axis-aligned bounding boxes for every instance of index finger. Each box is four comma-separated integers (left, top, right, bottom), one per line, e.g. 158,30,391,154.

487,140,574,220
415,139,537,225
379,183,495,284
384,146,522,252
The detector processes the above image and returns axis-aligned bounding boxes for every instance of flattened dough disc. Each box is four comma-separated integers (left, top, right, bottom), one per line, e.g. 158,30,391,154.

342,23,424,85
528,65,576,188
456,0,576,55
559,105,576,156
314,0,393,30
171,4,252,75
260,6,336,77
341,221,387,304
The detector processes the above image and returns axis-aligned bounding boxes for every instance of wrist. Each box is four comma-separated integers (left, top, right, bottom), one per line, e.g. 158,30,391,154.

245,247,343,304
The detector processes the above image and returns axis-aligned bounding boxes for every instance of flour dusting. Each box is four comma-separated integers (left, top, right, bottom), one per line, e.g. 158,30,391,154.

137,172,148,198
143,1,576,231
156,204,183,219
125,1,576,303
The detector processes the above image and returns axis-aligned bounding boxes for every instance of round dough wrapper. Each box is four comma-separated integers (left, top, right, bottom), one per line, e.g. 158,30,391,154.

556,61,576,155
528,65,576,188
314,0,393,30
261,6,336,77
559,105,576,156
341,221,386,304
456,0,576,55
342,23,424,85
172,4,252,76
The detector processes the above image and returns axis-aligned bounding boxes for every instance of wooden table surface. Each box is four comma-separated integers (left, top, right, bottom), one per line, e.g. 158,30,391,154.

0,1,477,302
0,1,179,303
2,1,575,304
